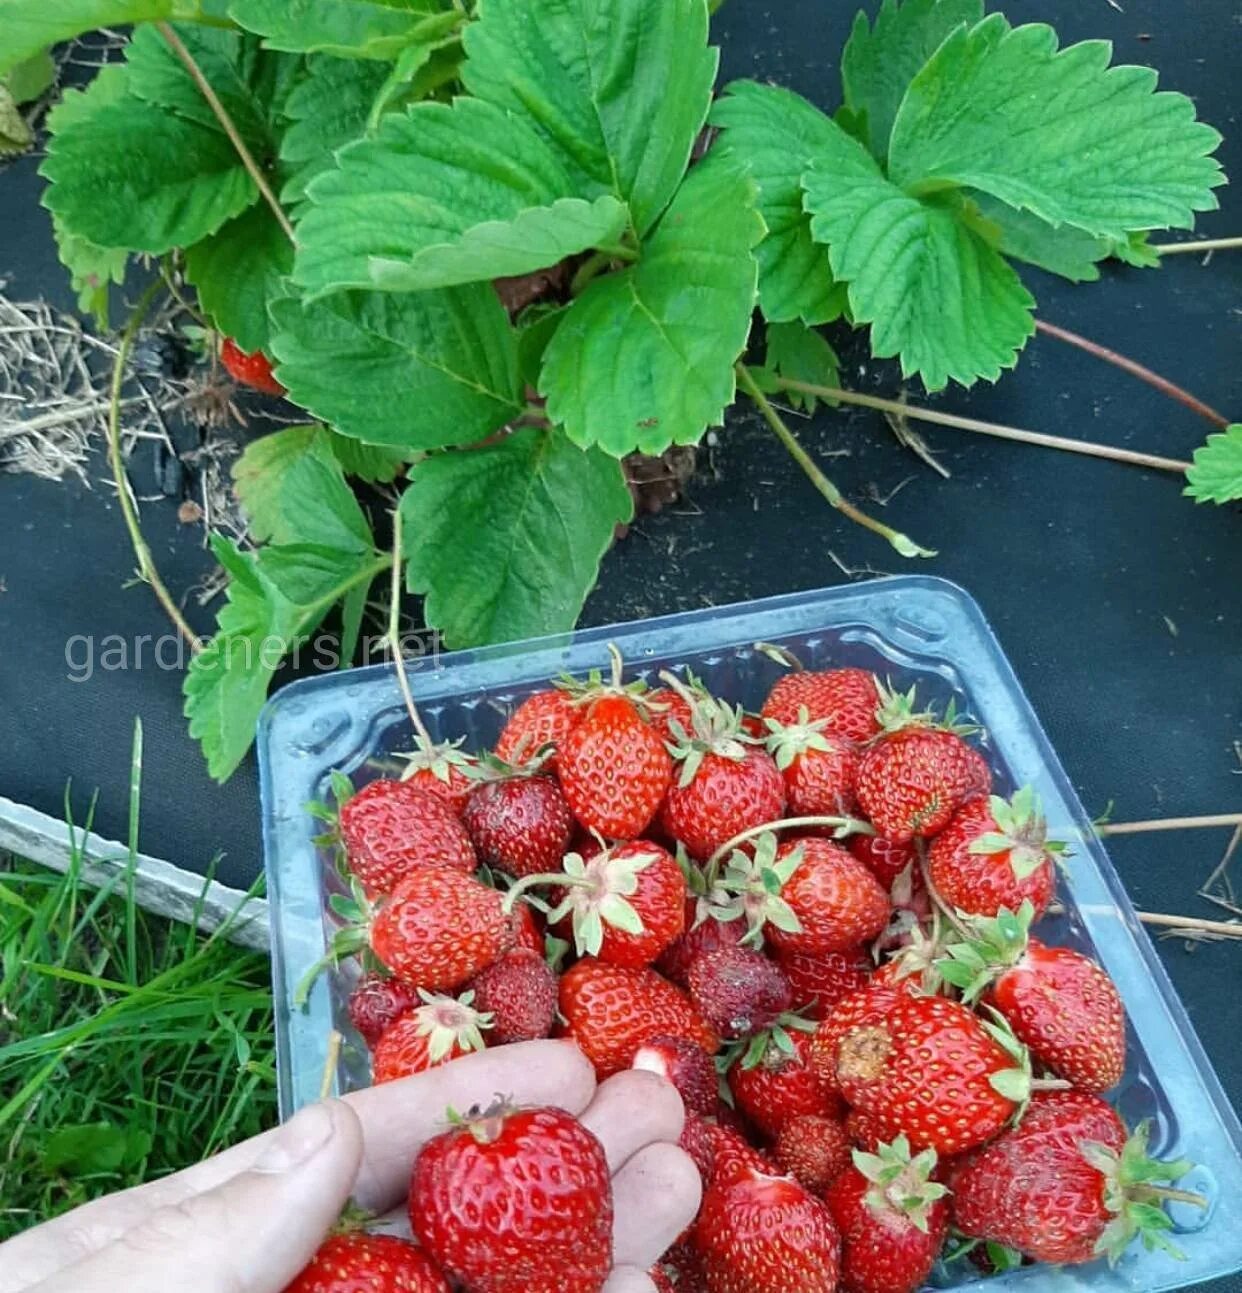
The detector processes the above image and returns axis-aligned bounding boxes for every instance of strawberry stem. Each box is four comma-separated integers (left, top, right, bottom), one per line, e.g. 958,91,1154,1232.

1029,1077,1074,1092
386,510,435,747
707,815,875,868
1099,812,1242,836
1133,1185,1209,1209
501,872,579,911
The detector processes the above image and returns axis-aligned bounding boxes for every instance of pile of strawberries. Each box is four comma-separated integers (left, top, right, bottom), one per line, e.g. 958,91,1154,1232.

289,651,1198,1293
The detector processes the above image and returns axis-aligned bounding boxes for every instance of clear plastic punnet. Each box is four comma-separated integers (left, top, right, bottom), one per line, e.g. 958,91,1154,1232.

260,575,1242,1292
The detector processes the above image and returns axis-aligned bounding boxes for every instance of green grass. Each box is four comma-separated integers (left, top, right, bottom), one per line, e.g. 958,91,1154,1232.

0,725,277,1241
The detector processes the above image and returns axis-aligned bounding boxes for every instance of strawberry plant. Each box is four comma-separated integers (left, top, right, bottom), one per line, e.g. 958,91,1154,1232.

3,0,1229,779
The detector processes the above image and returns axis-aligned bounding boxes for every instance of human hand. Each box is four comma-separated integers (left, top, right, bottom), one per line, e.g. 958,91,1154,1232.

0,1040,699,1293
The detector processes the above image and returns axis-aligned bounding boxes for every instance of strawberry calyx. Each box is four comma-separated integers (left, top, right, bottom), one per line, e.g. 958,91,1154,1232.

852,1135,949,1234
659,670,756,782
464,747,555,783
446,1096,515,1145
712,832,805,949
503,846,659,956
557,643,658,716
396,734,482,784
294,877,377,1006
936,901,1037,1002
877,923,947,995
873,681,981,739
306,769,357,854
763,706,852,770
967,786,1067,880
1082,1120,1204,1264
408,988,493,1062
722,1009,819,1073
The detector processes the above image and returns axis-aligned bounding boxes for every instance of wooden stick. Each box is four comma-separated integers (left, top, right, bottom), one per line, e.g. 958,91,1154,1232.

1151,235,1242,256
1098,813,1242,837
1137,912,1242,939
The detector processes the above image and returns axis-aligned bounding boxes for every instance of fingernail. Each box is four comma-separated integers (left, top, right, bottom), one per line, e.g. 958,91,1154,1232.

254,1101,337,1173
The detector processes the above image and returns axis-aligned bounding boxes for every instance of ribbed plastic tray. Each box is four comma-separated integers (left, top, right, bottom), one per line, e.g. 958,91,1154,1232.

259,575,1242,1291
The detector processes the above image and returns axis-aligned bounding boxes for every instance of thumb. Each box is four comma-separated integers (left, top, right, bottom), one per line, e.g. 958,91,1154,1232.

30,1101,363,1293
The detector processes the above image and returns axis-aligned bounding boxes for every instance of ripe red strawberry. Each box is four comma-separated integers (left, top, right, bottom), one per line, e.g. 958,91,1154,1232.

469,949,557,1044
808,985,901,1093
339,780,476,894
774,1112,851,1192
220,336,285,395
727,1025,837,1138
949,1091,1196,1265
825,1137,950,1293
559,957,719,1079
347,971,417,1049
519,840,686,967
658,1241,708,1292
659,691,785,859
681,1113,774,1188
507,901,545,957
494,688,582,768
695,1164,840,1293
719,834,889,956
927,787,1062,918
371,990,490,1084
559,692,672,838
939,903,1125,1092
397,733,478,816
834,995,1027,1156
762,667,881,742
410,1102,613,1293
765,713,860,819
284,1232,450,1293
646,685,696,743
371,868,510,991
849,834,916,890
463,773,574,879
657,897,745,987
687,946,792,1039
649,1265,677,1293
775,947,871,1020
632,1034,720,1114
855,690,983,842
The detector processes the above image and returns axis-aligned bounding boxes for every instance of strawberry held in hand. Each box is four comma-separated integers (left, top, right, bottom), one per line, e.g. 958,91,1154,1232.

694,1162,841,1293
856,687,984,842
557,654,671,838
950,1091,1199,1265
928,785,1063,918
938,902,1125,1092
762,665,882,742
825,1137,950,1293
284,1232,449,1293
410,1102,613,1293
371,989,491,1084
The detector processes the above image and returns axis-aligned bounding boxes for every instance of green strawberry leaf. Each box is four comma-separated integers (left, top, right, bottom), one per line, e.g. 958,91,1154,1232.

327,431,408,483
540,158,762,456
461,0,716,238
186,536,386,780
228,0,458,60
294,97,633,296
1184,425,1242,505
0,84,33,158
709,80,846,326
269,284,524,449
760,321,840,414
964,192,1112,284
803,120,1035,390
184,201,293,353
232,425,374,553
402,426,633,648
888,17,1225,240
4,49,56,105
278,56,390,207
840,0,983,162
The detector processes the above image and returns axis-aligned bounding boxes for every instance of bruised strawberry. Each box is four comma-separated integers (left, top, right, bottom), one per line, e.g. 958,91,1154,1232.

371,990,490,1084
695,1164,840,1293
220,336,284,395
339,780,476,894
494,688,582,768
809,984,902,1093
469,949,557,1044
927,787,1062,919
284,1232,450,1293
559,957,718,1079
775,947,872,1020
347,971,417,1049
774,1112,851,1192
371,868,509,991
631,1035,720,1115
762,667,881,742
826,1138,950,1293
410,1102,613,1293
463,773,574,879
657,899,745,988
687,946,792,1040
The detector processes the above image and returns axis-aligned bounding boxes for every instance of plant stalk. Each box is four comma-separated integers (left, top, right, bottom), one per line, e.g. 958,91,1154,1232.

737,364,937,558
1152,236,1242,256
1136,912,1242,939
772,378,1193,474
1099,813,1242,836
156,22,296,246
1034,320,1229,429
707,814,875,869
107,281,203,655
387,511,434,747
